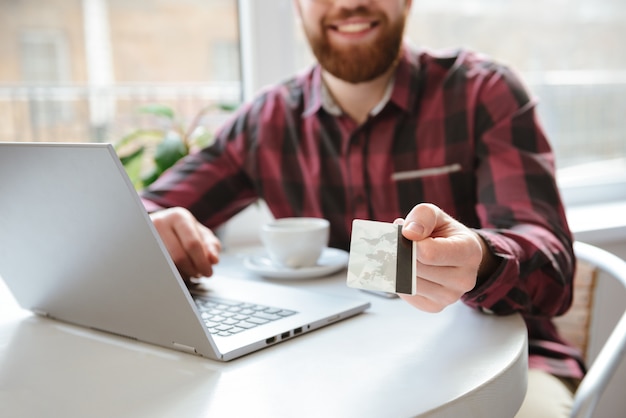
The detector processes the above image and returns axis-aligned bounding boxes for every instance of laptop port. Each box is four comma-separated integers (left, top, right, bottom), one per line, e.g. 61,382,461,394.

281,331,290,339
293,327,303,335
266,336,276,344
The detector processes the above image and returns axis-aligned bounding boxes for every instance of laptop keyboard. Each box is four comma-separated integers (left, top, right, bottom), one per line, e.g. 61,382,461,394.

193,295,297,337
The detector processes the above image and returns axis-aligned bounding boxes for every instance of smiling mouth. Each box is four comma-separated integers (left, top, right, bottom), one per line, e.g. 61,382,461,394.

331,21,378,34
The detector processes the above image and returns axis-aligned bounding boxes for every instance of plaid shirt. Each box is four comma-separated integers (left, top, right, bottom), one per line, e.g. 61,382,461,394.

142,44,585,379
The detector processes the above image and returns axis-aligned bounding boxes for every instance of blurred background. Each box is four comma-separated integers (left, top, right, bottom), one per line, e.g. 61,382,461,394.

0,0,625,414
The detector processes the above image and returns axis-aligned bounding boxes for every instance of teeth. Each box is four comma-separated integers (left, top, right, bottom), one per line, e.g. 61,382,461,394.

337,22,371,33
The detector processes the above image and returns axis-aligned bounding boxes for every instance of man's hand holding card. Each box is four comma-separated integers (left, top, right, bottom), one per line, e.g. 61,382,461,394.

346,204,491,312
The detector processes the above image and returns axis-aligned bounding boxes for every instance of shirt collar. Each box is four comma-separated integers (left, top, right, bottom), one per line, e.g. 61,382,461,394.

319,74,395,117
388,43,419,114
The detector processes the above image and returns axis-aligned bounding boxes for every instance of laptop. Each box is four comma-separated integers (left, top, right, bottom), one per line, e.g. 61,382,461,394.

0,142,369,361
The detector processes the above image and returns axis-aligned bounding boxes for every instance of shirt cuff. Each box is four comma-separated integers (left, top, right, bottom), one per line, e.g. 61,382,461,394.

462,229,513,309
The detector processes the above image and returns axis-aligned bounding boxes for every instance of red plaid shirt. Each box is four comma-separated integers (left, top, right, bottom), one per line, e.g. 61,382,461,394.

142,44,585,379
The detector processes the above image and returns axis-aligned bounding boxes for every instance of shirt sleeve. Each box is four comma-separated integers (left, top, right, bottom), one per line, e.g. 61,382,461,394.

461,64,575,319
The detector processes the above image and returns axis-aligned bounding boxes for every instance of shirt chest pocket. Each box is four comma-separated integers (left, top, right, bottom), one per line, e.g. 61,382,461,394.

392,163,476,217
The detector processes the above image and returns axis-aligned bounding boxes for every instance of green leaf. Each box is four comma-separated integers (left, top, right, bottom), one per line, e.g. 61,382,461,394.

117,147,146,190
139,104,175,120
154,132,187,172
190,126,214,149
218,102,238,112
141,166,162,188
118,146,145,166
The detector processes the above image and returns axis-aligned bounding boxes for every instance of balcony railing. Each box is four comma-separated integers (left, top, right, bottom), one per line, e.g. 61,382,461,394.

0,82,241,144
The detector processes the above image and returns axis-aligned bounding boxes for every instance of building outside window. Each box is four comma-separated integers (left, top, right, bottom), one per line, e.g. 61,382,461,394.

0,0,241,144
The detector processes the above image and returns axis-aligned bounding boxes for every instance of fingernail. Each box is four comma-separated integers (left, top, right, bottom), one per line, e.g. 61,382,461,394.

405,222,424,235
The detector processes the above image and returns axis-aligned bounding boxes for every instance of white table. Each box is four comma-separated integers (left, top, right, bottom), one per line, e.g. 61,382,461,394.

0,247,527,418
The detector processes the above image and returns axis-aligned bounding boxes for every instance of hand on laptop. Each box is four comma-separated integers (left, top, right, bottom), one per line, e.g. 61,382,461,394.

394,203,497,313
150,207,221,280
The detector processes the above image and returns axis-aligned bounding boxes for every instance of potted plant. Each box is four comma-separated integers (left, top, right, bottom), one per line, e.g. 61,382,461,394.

115,102,237,190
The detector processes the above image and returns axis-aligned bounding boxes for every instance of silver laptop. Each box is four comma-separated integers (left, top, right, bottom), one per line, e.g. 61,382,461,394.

0,142,369,361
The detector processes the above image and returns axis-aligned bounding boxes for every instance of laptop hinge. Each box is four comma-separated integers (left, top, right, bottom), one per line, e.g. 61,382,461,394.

172,342,198,354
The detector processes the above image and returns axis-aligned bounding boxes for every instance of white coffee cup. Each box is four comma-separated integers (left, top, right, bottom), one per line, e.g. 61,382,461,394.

260,217,330,268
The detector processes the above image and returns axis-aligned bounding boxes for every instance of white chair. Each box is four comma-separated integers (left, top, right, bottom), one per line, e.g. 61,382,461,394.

563,241,626,418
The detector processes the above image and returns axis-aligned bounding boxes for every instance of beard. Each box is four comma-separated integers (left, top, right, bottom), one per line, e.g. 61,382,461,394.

303,6,407,84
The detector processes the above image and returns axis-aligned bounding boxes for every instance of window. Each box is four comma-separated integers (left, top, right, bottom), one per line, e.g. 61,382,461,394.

19,30,73,126
212,40,241,82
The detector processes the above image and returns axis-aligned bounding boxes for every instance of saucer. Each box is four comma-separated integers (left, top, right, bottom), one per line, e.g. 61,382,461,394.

243,247,349,279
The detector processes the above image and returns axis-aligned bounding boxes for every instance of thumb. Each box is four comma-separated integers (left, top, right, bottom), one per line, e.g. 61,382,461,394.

401,203,441,240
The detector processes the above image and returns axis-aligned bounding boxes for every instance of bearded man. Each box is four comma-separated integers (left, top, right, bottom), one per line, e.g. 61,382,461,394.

141,1,583,416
